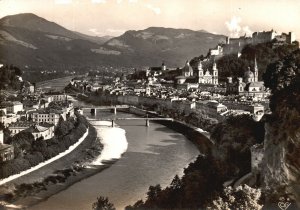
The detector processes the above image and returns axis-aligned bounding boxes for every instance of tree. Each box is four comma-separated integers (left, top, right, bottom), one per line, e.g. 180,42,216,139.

146,184,162,203
170,175,182,190
206,185,263,210
92,196,116,210
11,131,34,157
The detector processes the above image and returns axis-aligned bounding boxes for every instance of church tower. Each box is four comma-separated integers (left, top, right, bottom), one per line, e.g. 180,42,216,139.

254,56,258,82
162,61,166,71
212,61,218,85
197,61,204,83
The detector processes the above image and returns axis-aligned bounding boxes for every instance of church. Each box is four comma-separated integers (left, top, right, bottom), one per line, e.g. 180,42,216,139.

175,59,219,88
226,58,267,99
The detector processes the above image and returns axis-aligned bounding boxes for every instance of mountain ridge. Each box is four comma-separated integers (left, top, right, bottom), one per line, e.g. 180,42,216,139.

0,13,226,69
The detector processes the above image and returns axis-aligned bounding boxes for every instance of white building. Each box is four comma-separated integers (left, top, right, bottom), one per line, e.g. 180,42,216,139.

30,109,63,126
26,123,55,140
8,121,35,136
1,101,24,114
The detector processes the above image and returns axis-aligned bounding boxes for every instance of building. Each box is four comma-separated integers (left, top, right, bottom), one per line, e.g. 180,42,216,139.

196,100,228,121
30,109,63,126
8,121,35,136
197,60,218,85
222,30,296,55
0,114,19,127
146,61,167,77
0,130,14,162
26,123,55,140
182,60,193,77
176,59,219,89
0,101,23,114
226,58,266,99
45,92,68,102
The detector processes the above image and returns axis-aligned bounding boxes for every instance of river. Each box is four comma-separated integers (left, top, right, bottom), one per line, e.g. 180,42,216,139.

29,111,199,209
29,78,200,210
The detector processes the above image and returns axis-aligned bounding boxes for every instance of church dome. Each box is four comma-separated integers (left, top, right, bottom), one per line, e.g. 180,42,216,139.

244,68,254,78
183,61,193,72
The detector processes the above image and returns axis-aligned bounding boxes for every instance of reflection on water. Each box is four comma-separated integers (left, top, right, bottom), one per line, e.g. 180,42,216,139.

29,99,200,210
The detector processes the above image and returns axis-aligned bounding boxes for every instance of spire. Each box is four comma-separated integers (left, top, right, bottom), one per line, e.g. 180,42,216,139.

198,60,203,70
162,60,166,71
213,60,217,71
254,55,258,82
254,56,258,71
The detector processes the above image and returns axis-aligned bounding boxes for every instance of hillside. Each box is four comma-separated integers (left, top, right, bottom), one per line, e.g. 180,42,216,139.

0,13,225,69
0,13,110,44
190,41,299,82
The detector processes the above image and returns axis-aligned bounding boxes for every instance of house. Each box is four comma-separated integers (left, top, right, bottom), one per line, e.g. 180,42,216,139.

0,101,24,114
196,100,228,121
30,109,63,126
8,121,35,136
45,92,67,102
25,123,55,140
0,113,19,127
0,130,14,162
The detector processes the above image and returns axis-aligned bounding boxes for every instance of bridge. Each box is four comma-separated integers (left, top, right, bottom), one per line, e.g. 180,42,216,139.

89,117,174,127
77,105,130,115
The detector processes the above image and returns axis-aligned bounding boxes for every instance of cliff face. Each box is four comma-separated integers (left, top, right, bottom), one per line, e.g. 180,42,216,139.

261,49,300,204
262,113,300,203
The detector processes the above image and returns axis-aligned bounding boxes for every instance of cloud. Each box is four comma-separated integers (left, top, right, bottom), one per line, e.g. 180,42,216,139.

88,28,103,35
54,0,72,4
145,4,161,15
225,16,252,38
92,0,106,3
106,28,126,34
242,26,253,36
225,16,241,37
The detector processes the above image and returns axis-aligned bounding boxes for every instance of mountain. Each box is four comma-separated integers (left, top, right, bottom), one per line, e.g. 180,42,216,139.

0,13,111,44
0,13,226,69
102,27,226,66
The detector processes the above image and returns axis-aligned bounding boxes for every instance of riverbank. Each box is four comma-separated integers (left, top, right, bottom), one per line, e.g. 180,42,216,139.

0,124,104,209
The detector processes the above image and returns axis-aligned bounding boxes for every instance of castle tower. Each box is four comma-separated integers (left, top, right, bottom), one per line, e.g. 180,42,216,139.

162,61,166,71
212,61,218,85
197,61,204,83
254,56,258,82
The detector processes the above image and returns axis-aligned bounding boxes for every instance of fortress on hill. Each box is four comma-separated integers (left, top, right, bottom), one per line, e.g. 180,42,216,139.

209,30,296,56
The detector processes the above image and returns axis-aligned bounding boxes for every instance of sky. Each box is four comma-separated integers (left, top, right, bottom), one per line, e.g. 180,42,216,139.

0,0,299,38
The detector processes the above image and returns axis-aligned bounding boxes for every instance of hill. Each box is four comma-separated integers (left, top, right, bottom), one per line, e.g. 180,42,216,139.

0,13,226,69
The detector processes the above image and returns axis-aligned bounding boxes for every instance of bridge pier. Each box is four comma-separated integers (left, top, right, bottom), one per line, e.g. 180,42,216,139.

111,120,115,127
113,107,117,115
91,108,96,115
146,119,149,127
